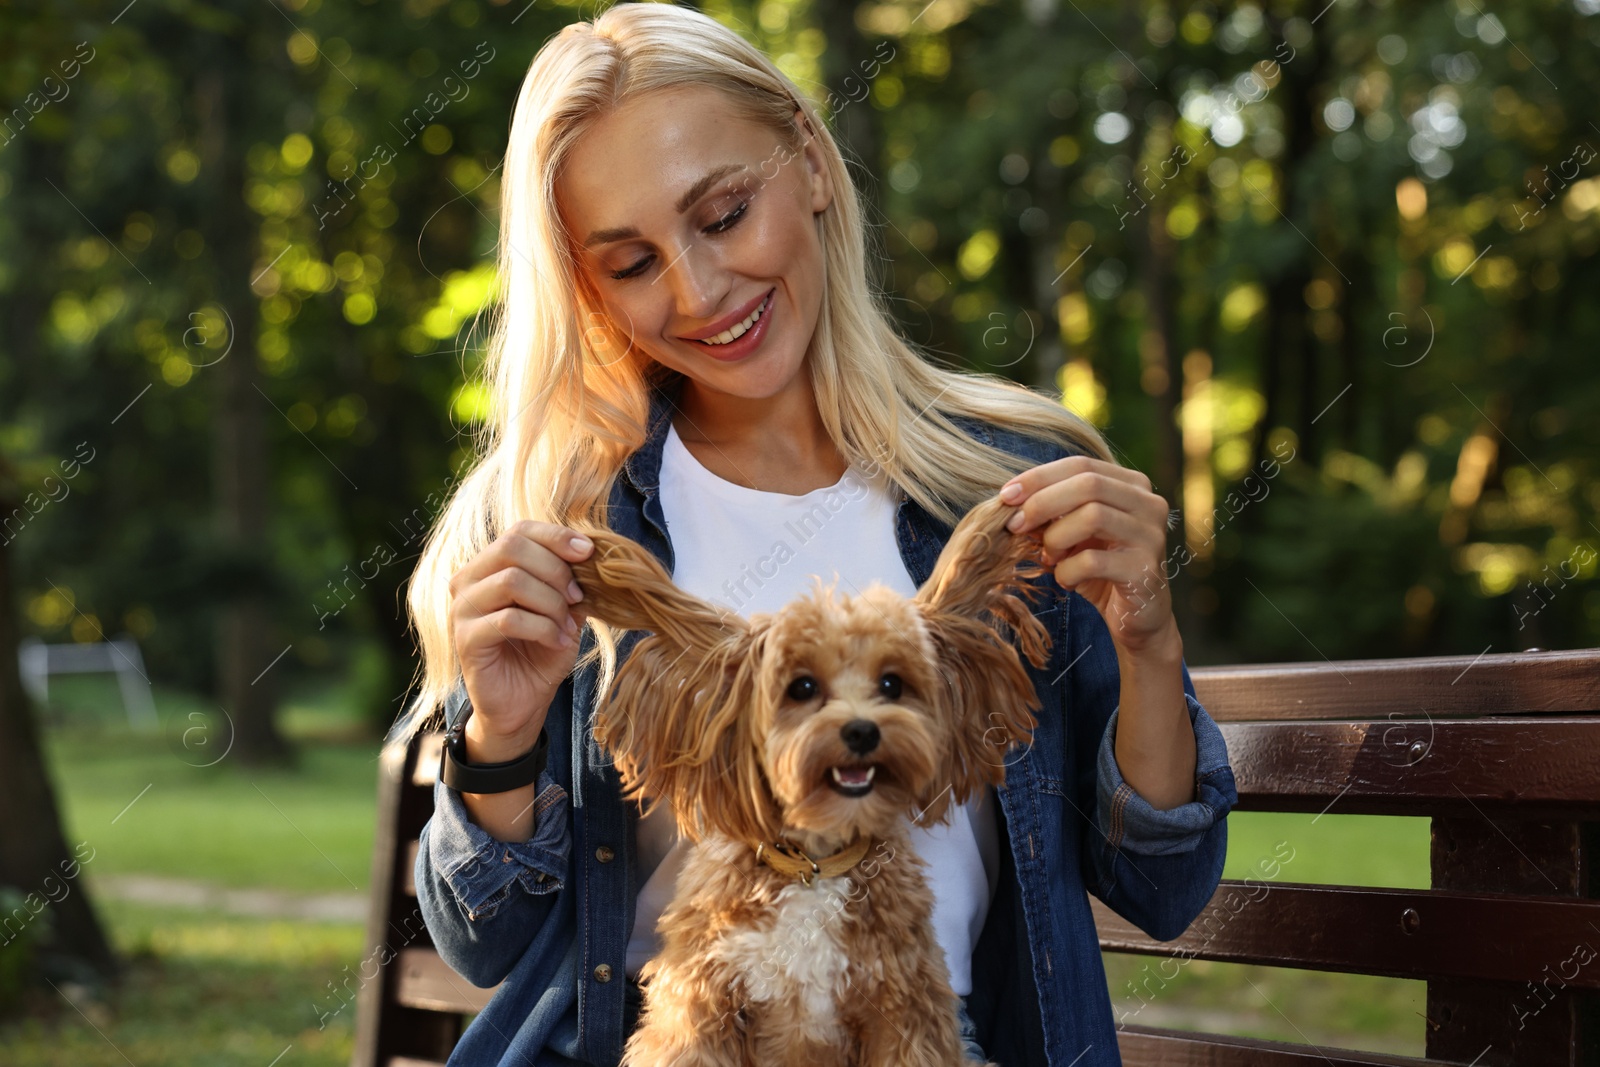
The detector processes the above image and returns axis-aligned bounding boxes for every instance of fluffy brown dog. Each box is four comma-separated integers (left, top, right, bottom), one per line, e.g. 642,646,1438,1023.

566,494,1054,1067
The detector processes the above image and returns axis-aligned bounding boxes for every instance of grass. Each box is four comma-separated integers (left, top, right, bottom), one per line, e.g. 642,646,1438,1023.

5,673,1436,1061
2,899,363,1066
40,675,383,895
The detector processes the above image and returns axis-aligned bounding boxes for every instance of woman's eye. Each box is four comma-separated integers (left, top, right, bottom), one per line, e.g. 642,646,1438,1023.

610,255,652,281
879,673,903,700
608,202,747,282
705,201,748,234
786,675,818,702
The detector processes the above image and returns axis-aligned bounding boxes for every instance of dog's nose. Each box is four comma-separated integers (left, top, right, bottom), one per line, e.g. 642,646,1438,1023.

840,719,880,755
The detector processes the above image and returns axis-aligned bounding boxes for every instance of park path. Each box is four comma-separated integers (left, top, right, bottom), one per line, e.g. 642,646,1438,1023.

89,872,366,922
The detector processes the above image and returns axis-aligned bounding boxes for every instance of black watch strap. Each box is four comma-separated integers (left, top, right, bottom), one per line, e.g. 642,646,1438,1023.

441,701,549,794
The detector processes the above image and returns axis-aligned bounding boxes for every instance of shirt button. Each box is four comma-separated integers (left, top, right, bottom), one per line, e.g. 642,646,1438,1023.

595,845,615,863
593,963,613,983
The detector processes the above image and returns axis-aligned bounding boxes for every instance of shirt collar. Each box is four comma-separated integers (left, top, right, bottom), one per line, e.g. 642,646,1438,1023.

617,374,1000,499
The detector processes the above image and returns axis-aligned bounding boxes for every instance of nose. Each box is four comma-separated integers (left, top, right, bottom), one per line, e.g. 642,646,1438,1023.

664,242,728,325
840,719,880,756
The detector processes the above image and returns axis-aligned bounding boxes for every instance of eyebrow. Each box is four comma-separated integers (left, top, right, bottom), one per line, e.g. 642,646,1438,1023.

581,162,749,248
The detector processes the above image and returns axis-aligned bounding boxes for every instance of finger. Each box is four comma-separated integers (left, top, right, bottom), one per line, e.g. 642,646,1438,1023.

491,565,576,625
510,523,595,603
458,604,574,655
1033,497,1165,559
450,521,593,599
1001,455,1153,504
451,576,574,663
1052,545,1166,599
1007,469,1162,535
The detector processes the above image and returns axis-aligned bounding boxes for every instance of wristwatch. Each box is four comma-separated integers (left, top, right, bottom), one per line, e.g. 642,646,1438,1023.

441,699,549,794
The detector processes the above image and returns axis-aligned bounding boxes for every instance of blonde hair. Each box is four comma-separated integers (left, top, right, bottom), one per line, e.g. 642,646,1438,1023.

385,1,1114,748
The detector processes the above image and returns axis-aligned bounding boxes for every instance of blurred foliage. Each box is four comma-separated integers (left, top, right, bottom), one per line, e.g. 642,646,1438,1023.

0,0,1596,737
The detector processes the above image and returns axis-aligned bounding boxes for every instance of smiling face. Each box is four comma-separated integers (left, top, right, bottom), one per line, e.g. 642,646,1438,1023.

555,84,834,399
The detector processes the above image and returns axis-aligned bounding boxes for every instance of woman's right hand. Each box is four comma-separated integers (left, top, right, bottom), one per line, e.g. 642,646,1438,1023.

449,521,595,760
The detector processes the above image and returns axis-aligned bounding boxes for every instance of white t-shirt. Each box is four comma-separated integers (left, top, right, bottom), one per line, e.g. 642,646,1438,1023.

624,420,1001,995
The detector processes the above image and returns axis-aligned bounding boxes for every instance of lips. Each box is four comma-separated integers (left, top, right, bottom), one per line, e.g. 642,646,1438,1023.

679,287,775,344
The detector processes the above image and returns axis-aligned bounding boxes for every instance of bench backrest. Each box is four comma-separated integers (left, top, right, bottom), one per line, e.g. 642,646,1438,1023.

1104,647,1600,1067
353,647,1600,1067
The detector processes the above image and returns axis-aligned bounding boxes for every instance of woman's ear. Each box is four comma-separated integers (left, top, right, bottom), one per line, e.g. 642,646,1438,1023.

912,495,1056,819
795,114,832,215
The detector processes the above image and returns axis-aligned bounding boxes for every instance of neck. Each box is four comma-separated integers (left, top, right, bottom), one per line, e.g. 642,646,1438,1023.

673,374,830,455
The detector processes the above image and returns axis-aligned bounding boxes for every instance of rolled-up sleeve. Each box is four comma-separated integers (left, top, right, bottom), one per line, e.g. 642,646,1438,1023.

1064,583,1237,941
423,769,571,921
412,679,575,988
1095,688,1235,856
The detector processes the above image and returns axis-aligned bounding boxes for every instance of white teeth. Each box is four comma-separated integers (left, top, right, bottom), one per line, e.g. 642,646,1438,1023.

700,291,770,345
830,766,876,785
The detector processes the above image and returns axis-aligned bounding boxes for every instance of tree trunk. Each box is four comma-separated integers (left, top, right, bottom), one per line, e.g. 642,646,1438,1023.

0,453,121,1001
0,125,119,1008
1250,18,1328,473
816,0,884,229
195,24,292,767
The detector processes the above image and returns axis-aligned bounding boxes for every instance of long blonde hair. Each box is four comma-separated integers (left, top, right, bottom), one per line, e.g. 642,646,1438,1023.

386,1,1113,748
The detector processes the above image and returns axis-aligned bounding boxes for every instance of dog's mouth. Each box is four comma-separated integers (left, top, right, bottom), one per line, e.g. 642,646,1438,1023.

827,764,879,797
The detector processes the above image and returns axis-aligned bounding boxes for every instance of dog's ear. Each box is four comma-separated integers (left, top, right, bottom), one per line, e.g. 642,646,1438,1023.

912,496,1054,823
566,530,784,845
914,496,1053,667
566,529,743,656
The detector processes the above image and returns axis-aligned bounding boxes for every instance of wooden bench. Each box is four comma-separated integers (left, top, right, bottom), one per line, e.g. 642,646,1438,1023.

352,647,1600,1067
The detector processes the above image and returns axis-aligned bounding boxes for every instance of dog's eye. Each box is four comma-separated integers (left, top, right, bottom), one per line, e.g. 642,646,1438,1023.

786,676,819,702
878,673,903,700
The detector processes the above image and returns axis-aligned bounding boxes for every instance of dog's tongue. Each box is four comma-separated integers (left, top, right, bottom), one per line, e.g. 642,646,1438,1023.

835,766,872,785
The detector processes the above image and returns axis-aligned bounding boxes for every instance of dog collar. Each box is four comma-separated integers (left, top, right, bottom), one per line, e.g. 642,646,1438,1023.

754,835,872,886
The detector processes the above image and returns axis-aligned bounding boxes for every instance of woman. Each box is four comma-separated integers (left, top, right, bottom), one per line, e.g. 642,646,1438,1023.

391,4,1236,1065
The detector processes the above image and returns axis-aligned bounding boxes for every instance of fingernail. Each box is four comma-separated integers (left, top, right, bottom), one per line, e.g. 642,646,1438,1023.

570,535,592,552
565,615,579,636
558,631,573,647
567,579,584,602
1007,511,1025,531
1000,481,1023,502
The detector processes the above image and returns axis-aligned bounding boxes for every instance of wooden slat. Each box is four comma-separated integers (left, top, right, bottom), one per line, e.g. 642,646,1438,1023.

412,733,444,787
1221,718,1600,815
1190,648,1600,722
403,839,419,897
1094,881,1600,986
356,731,463,1066
1116,1025,1453,1066
353,738,418,1067
394,947,502,1014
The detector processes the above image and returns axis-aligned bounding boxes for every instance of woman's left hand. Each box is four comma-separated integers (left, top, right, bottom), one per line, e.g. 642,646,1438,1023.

999,455,1179,657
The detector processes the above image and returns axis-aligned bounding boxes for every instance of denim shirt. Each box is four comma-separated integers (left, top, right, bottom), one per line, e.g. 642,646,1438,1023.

414,381,1238,1066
